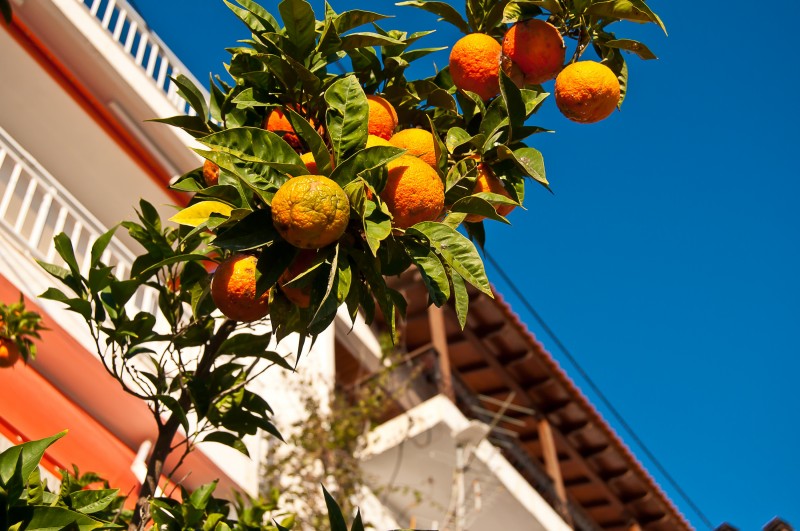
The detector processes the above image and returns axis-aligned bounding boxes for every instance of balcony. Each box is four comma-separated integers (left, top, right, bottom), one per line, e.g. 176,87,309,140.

0,124,157,317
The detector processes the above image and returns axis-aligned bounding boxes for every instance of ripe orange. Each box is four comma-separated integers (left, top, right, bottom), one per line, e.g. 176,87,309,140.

271,175,350,249
449,33,501,101
389,129,437,168
555,61,620,124
264,108,303,150
210,254,270,322
279,250,317,308
366,134,392,148
502,19,565,85
0,338,20,368
381,155,444,229
465,160,516,222
202,159,220,187
366,95,398,140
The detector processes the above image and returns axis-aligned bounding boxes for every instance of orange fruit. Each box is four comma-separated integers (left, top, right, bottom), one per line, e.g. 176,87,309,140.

210,254,270,322
264,108,303,150
0,338,20,368
554,61,620,124
389,129,437,168
449,33,501,101
271,175,350,249
366,95,398,140
278,250,317,308
202,160,220,187
366,134,392,148
502,19,565,85
381,155,444,229
465,160,516,222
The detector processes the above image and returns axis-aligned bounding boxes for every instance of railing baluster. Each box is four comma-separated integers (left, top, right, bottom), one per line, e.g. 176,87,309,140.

156,57,169,89
123,20,137,53
112,8,126,40
134,32,149,66
145,43,160,77
0,163,22,219
89,0,103,17
29,192,54,250
14,177,37,232
0,148,7,170
100,0,116,29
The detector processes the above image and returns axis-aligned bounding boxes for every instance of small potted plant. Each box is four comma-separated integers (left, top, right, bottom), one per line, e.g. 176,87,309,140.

0,295,46,368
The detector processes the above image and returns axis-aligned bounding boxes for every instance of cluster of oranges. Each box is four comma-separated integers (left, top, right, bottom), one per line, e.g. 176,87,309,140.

450,18,621,124
206,18,624,324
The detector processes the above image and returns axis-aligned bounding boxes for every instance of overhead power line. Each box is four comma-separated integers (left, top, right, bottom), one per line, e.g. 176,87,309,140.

483,251,715,530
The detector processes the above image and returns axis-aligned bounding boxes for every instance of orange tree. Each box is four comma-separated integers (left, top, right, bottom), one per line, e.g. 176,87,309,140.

32,0,664,529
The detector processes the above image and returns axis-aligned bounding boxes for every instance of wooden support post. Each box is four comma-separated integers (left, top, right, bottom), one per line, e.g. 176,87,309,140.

538,417,569,519
428,305,454,401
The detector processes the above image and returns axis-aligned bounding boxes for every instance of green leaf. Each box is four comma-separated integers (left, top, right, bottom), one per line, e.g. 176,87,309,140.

396,1,470,34
329,146,405,188
351,509,365,531
450,195,513,224
0,431,66,489
214,210,279,252
325,76,370,162
172,74,209,118
54,232,81,277
406,222,492,297
502,0,556,23
155,395,190,434
363,201,392,256
498,145,548,187
451,270,469,329
7,505,117,530
169,201,234,227
189,480,218,510
225,0,280,33
89,227,117,268
340,32,404,51
218,333,271,357
586,0,667,34
198,127,304,174
285,108,332,176
407,241,450,306
68,489,120,514
279,0,317,56
334,10,390,33
148,115,212,137
322,485,348,531
603,38,657,60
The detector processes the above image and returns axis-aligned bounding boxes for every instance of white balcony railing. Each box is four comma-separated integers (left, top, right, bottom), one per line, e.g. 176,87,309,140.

75,0,208,116
0,125,158,316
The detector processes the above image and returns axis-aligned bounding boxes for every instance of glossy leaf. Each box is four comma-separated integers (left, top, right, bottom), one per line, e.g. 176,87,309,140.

586,0,667,34
604,38,657,60
325,76,369,162
407,222,492,296
397,1,470,34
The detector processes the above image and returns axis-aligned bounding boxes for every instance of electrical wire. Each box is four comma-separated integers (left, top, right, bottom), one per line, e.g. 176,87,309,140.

483,251,715,530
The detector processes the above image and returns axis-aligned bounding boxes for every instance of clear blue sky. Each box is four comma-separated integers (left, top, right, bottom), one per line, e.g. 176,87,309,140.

130,1,800,528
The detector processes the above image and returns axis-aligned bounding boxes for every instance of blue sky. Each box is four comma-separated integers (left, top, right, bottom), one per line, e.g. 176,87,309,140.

130,0,800,528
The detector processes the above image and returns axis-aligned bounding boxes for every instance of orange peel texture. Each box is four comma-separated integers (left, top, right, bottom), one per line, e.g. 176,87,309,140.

389,129,437,169
210,254,270,322
381,155,444,229
366,95,398,140
449,33,502,101
271,175,350,249
502,19,565,85
555,61,620,124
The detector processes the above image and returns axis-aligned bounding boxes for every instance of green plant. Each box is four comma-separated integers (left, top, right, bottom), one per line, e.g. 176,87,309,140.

0,296,46,368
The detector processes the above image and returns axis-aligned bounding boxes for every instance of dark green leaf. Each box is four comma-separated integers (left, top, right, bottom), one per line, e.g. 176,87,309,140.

279,0,317,56
603,38,657,60
322,485,349,531
172,74,209,119
325,76,370,162
406,222,492,296
0,431,65,488
498,145,548,187
586,0,667,34
69,489,120,514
